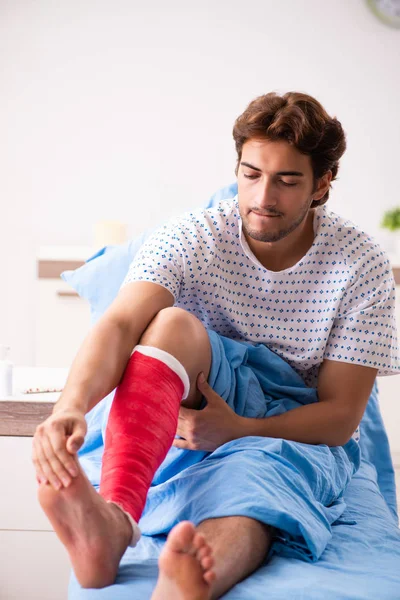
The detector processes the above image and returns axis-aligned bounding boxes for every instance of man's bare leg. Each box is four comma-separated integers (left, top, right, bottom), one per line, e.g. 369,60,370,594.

198,516,272,599
38,308,212,588
150,516,271,600
139,307,212,410
151,521,216,600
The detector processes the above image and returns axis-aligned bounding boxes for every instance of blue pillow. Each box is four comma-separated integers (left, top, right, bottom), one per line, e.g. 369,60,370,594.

61,183,238,323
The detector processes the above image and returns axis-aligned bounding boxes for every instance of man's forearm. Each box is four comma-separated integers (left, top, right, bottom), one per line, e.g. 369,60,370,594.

54,317,138,415
239,401,355,447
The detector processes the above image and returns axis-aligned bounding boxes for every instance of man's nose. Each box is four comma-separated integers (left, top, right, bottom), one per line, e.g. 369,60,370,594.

257,179,278,209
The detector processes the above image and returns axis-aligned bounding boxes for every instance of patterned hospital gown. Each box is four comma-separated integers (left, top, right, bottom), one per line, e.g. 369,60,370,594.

123,197,400,439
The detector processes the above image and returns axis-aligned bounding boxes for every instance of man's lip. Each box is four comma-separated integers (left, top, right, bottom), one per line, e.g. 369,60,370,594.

251,211,281,218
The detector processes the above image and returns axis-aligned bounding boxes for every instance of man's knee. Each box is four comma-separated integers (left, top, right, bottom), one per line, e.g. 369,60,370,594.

148,306,201,332
139,308,212,402
140,307,206,346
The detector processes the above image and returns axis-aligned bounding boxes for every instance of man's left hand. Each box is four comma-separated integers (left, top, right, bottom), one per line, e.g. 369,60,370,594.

173,373,245,452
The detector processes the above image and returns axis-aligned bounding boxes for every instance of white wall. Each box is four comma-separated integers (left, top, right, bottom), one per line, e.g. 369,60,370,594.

1,0,400,365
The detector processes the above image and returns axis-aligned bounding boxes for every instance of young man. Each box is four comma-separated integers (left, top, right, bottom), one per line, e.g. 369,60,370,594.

33,92,399,600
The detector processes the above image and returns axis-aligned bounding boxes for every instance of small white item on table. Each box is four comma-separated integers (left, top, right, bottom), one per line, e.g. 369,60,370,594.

8,367,69,402
23,386,64,394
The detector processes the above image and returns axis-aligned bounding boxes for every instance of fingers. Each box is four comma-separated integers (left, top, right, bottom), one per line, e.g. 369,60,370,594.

176,416,188,439
177,410,198,439
32,435,63,490
34,432,78,490
48,425,79,477
32,414,85,490
44,434,75,488
196,373,217,402
66,423,86,454
196,372,208,390
32,442,48,485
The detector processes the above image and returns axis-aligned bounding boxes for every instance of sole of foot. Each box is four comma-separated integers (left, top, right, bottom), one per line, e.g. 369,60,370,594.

152,521,216,600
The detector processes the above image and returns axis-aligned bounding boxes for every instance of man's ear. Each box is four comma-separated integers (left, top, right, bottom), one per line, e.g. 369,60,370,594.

313,170,332,202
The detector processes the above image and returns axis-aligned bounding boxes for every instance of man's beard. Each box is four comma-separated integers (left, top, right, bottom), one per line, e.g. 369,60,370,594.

240,200,311,243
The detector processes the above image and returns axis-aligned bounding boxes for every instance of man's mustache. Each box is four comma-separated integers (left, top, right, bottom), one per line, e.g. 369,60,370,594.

250,208,284,217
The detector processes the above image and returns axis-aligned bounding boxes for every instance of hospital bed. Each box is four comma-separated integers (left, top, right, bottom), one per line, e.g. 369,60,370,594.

63,184,400,599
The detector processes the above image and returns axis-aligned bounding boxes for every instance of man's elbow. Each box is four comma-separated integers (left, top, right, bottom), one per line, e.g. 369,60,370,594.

328,431,354,447
323,413,359,447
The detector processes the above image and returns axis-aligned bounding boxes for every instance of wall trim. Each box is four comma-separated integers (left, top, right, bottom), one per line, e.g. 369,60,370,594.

38,260,84,279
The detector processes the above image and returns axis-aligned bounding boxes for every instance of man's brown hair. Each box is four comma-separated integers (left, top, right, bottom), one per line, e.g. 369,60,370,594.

233,92,346,207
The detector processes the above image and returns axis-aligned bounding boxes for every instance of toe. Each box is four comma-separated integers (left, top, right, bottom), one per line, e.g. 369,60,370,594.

166,521,196,553
192,532,206,552
203,569,216,585
200,555,214,571
197,545,211,561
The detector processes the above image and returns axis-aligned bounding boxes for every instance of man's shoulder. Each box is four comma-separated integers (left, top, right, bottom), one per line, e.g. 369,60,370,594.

317,206,390,272
142,198,239,264
165,197,239,237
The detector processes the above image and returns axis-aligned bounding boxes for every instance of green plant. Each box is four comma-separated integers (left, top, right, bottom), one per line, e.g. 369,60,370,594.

381,208,400,231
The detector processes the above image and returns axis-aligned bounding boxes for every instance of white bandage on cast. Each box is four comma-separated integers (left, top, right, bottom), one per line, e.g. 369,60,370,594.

133,345,190,400
108,501,142,548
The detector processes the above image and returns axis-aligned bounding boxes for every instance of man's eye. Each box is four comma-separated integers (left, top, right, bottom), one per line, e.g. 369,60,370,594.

243,174,259,180
280,180,297,187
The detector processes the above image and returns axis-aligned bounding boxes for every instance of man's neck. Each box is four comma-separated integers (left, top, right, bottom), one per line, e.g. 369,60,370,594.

244,210,316,272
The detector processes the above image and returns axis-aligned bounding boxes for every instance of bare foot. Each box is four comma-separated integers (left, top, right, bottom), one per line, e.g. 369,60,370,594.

152,521,216,600
38,464,133,588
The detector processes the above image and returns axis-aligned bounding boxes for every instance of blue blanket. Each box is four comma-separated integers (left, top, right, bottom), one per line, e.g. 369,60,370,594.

70,458,400,599
70,332,400,599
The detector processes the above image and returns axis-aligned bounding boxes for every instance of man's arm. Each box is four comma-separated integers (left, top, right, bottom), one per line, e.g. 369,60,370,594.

240,361,377,446
55,281,174,415
174,362,377,451
33,281,173,489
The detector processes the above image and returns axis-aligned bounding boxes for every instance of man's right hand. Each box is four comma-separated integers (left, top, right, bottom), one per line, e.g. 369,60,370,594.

32,408,87,490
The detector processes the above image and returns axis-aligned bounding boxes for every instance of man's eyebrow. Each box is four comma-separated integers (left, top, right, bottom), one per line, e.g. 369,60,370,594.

240,161,304,177
277,171,304,177
241,161,263,172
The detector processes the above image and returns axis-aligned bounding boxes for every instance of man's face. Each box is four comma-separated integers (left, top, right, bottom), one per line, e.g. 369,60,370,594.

237,138,317,243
